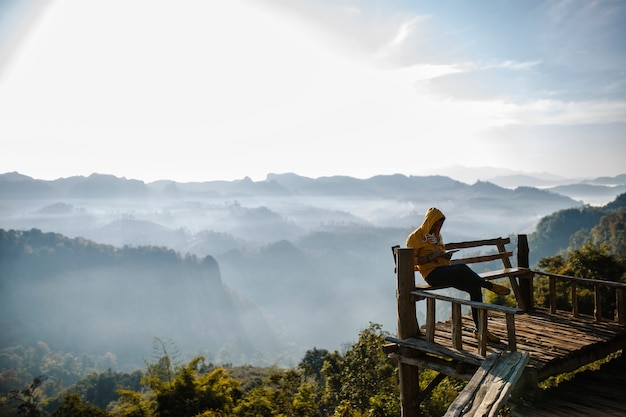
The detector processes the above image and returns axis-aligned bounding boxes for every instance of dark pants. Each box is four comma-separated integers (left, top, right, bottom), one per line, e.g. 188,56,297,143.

425,264,491,329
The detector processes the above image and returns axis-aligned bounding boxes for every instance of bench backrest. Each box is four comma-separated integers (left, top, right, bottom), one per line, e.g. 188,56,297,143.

446,237,514,270
392,236,515,273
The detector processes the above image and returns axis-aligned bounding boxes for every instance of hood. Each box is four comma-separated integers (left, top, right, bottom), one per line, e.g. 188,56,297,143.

419,207,445,236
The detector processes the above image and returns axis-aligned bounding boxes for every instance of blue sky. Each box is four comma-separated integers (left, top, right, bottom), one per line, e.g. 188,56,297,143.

0,0,625,183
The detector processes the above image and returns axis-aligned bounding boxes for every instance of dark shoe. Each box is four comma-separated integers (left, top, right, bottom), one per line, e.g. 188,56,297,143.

474,330,500,343
490,283,511,295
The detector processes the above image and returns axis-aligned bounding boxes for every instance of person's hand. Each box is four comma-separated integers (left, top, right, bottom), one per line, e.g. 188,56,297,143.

431,249,446,260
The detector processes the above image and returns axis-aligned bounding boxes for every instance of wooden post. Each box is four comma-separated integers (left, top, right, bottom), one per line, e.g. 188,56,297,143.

516,234,533,310
426,298,436,342
451,303,463,349
571,282,579,317
616,288,625,325
476,309,488,356
594,285,602,321
549,277,557,314
396,248,420,417
505,313,517,352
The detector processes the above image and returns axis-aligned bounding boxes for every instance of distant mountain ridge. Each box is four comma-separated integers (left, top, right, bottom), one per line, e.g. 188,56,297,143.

3,171,624,204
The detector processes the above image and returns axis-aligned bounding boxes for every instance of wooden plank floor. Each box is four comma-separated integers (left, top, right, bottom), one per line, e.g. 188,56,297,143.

424,308,626,416
427,308,626,381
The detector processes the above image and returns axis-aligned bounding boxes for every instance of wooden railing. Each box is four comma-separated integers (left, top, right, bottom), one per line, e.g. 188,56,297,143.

413,289,522,356
532,271,626,324
407,271,626,362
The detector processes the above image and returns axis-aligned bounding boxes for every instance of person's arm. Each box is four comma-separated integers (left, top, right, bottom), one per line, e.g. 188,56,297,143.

420,249,446,264
418,253,432,264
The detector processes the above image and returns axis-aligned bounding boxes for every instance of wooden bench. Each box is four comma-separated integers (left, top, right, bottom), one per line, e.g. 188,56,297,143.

390,236,533,355
444,351,530,417
392,236,534,311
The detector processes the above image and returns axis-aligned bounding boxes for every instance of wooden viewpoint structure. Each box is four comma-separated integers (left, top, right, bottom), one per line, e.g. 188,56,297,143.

384,235,626,417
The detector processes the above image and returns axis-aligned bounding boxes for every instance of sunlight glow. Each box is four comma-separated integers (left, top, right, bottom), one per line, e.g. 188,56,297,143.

0,0,624,182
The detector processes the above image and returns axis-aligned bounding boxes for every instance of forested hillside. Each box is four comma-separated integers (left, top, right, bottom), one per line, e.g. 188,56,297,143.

0,229,284,368
529,192,626,263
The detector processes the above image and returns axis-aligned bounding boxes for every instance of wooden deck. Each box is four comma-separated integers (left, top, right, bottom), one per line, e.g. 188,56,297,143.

389,239,626,416
426,308,626,383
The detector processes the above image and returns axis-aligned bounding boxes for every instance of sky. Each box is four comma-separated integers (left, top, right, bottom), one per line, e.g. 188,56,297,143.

0,0,625,184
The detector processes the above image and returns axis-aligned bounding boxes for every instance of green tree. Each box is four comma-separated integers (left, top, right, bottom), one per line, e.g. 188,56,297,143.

52,393,111,417
110,389,153,417
233,385,274,417
299,348,329,382
320,351,343,415
418,369,465,417
59,369,143,411
297,348,336,417
232,367,320,417
590,212,626,257
4,376,47,417
113,346,241,417
293,382,316,417
536,242,626,317
152,357,241,417
338,323,398,416
268,370,303,416
529,206,604,262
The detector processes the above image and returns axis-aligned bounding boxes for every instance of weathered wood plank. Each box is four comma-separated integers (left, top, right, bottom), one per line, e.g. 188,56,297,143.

445,351,530,417
385,336,485,366
386,352,477,381
451,252,514,266
466,352,529,417
479,267,529,280
445,354,500,417
445,237,510,250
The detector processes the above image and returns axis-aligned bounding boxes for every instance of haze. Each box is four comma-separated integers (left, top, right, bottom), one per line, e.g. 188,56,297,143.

4,172,624,366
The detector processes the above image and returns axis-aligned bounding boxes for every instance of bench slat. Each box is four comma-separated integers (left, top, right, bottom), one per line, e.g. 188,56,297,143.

451,252,513,265
479,267,530,280
445,237,511,250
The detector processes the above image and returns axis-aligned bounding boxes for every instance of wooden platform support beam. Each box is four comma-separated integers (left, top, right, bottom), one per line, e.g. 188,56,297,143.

516,234,533,311
395,247,420,417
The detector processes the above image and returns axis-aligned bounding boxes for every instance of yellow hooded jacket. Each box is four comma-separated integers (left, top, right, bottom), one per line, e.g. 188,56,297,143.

406,207,450,279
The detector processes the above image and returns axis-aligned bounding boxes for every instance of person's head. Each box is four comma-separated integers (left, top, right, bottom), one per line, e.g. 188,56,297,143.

430,217,445,235
421,207,446,235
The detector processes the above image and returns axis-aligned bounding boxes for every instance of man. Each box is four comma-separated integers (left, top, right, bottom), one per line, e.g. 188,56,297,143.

406,207,510,342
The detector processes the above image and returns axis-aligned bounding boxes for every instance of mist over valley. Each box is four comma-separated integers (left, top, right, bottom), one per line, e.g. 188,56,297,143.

1,171,624,368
